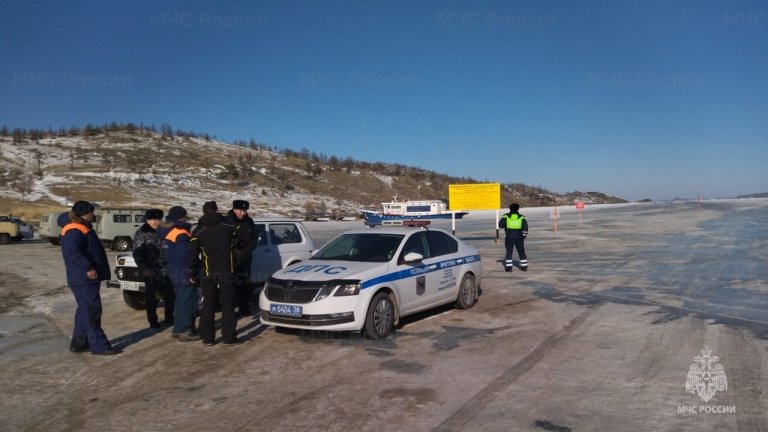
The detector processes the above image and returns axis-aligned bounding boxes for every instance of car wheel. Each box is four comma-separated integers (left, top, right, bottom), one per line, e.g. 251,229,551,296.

113,237,131,251
455,273,478,309
364,292,395,339
0,234,10,244
123,291,146,310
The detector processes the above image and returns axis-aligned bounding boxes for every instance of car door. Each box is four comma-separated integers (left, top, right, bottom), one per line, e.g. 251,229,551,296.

394,231,443,313
427,230,462,302
251,223,281,284
269,222,307,260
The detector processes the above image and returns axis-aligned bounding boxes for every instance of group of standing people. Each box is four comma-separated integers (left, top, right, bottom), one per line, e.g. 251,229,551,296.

60,199,258,355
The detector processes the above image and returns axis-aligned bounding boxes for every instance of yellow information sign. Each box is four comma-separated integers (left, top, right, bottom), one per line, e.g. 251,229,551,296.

448,183,501,211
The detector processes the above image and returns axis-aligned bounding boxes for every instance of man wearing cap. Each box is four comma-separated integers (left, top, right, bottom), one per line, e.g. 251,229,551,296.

133,208,174,329
188,201,241,346
498,203,529,272
59,200,118,355
226,199,257,316
158,206,200,342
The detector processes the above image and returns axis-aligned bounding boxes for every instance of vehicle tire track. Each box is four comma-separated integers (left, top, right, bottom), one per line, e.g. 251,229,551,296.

433,303,602,432
728,328,768,432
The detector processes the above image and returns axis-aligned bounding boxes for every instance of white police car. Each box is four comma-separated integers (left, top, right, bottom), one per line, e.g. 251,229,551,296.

258,221,482,339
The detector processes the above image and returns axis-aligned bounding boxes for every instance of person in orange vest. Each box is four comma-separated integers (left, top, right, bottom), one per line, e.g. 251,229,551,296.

157,206,200,342
498,203,529,272
59,200,119,355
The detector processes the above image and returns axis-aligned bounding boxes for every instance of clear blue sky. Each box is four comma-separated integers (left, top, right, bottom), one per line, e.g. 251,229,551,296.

1,0,766,201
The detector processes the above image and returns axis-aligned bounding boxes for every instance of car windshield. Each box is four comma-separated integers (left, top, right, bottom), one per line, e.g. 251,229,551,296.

313,233,404,262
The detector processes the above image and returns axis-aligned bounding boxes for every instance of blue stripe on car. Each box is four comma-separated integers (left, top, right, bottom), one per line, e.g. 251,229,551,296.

361,254,481,290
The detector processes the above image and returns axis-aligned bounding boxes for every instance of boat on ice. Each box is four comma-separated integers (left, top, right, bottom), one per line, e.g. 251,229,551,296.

360,199,468,224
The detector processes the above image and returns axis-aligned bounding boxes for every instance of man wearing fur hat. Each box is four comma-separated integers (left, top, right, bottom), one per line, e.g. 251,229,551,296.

133,208,174,329
226,199,257,316
59,200,118,355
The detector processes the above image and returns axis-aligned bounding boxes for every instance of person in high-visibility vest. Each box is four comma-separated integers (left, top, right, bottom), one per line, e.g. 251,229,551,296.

498,203,529,272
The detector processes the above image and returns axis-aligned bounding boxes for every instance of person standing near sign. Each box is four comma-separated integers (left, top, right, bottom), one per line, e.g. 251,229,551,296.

499,203,528,272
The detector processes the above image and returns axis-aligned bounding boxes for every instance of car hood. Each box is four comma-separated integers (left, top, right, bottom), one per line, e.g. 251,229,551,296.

271,259,389,282
115,253,136,266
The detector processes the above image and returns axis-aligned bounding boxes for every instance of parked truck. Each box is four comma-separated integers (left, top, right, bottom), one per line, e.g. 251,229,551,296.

0,215,21,245
96,207,149,251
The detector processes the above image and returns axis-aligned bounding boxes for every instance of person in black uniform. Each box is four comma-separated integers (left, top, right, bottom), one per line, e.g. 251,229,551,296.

133,208,174,329
187,201,241,346
498,203,528,272
226,199,257,317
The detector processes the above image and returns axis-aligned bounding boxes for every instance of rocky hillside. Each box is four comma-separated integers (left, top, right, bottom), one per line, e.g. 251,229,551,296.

0,124,626,219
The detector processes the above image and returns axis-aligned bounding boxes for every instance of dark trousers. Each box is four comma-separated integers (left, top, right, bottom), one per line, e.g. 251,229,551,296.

172,282,198,335
504,237,527,269
69,283,111,354
144,274,175,326
235,270,254,314
199,275,236,344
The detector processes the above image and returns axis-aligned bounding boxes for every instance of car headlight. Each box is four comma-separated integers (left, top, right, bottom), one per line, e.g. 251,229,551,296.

116,268,124,280
333,282,361,297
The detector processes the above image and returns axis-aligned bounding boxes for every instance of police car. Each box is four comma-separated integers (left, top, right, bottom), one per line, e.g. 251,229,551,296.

259,221,482,339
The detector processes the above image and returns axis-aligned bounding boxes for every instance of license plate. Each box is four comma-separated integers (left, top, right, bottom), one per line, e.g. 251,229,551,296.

120,281,141,292
270,303,302,317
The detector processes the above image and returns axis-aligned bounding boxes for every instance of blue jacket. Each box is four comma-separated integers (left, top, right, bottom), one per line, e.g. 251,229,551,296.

158,220,193,286
59,212,111,286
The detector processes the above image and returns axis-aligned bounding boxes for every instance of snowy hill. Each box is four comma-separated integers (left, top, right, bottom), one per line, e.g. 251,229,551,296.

0,125,627,219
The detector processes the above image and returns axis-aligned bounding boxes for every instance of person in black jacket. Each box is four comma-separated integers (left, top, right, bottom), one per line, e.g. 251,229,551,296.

226,199,257,316
59,201,118,355
498,203,529,272
187,201,241,346
133,209,174,329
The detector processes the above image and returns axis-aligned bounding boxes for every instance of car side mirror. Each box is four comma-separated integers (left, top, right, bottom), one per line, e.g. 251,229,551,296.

403,252,423,263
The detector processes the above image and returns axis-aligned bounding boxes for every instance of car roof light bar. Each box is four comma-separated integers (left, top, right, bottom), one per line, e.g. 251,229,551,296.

364,220,431,228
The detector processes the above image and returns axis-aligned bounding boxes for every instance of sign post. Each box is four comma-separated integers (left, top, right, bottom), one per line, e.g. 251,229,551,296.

448,183,501,237
575,201,585,228
550,206,560,233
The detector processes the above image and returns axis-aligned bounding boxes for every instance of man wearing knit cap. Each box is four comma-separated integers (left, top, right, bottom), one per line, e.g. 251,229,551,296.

133,208,174,329
59,200,118,355
158,206,200,342
226,199,257,316
188,201,241,346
